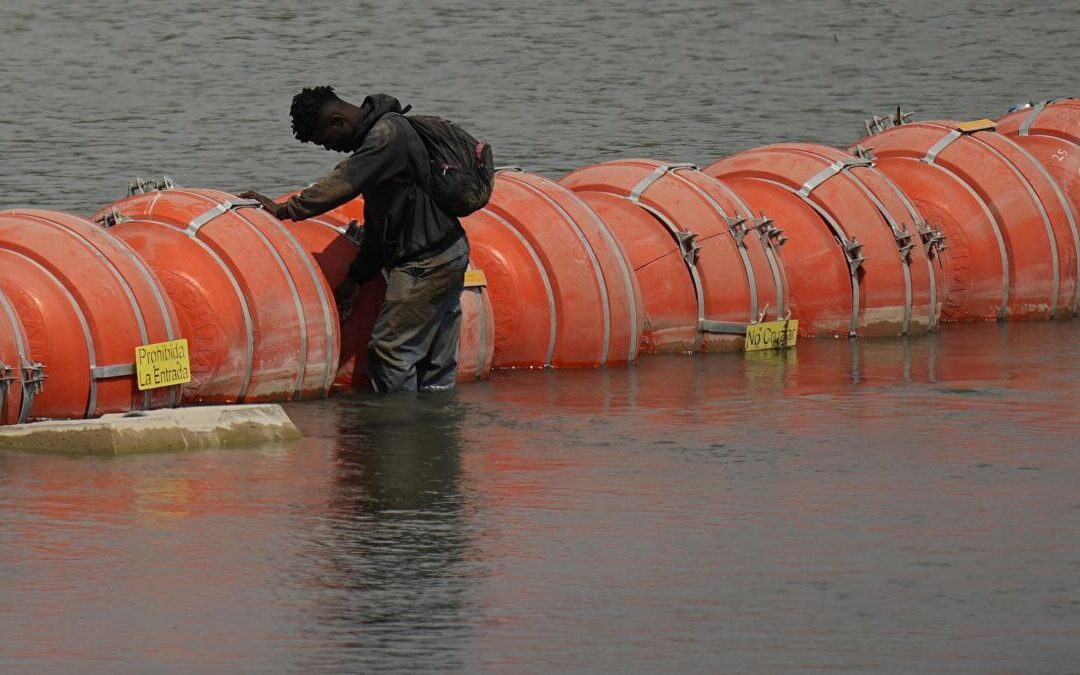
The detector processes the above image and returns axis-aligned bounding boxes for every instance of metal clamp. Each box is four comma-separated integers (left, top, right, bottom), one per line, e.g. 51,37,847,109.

20,356,46,394
797,156,873,197
753,216,787,247
917,220,947,255
863,106,916,136
893,227,915,260
495,166,525,173
90,363,137,379
699,319,748,335
187,198,262,235
726,215,749,248
675,230,700,266
851,145,877,162
97,208,131,229
128,175,180,196
843,238,866,273
0,361,13,394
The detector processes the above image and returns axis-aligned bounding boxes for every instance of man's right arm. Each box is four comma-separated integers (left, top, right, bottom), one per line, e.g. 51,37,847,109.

278,119,409,222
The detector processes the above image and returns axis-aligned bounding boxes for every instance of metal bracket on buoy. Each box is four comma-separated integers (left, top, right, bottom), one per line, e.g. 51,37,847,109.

19,356,46,424
753,216,787,248
797,156,873,197
917,220,947,255
628,162,699,202
187,198,262,235
843,238,866,273
726,215,750,248
893,227,915,261
90,363,137,379
674,230,700,266
128,175,180,196
0,360,13,395
851,145,876,162
863,106,916,136
97,208,131,229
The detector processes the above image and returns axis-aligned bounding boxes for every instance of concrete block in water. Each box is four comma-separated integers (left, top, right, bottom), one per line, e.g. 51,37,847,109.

0,404,301,454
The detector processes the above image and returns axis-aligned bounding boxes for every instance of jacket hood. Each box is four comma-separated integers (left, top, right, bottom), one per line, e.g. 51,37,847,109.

352,94,411,148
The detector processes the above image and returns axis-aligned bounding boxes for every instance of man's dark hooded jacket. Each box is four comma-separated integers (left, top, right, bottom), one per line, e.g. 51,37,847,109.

280,94,466,283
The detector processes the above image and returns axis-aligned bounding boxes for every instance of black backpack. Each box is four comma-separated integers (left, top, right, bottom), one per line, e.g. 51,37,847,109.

406,115,494,217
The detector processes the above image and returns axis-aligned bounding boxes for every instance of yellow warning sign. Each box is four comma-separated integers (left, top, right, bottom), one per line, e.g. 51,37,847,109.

744,319,799,352
135,339,191,391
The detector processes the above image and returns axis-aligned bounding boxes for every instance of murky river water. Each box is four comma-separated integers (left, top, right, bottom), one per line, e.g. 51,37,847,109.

3,0,1080,672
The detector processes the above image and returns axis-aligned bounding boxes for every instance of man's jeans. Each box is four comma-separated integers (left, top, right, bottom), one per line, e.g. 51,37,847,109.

367,238,470,393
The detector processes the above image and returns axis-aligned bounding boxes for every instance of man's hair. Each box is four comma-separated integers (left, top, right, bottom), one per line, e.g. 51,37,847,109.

290,86,341,143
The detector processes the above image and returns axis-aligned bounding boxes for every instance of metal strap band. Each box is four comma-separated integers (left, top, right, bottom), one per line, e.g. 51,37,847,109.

923,130,962,164
1019,100,1048,137
471,287,487,381
971,136,1061,316
796,157,873,198
1009,141,1080,314
628,163,698,202
569,188,642,363
699,320,748,335
666,168,759,321
707,178,789,318
187,198,261,235
91,363,136,379
846,177,915,334
764,178,862,336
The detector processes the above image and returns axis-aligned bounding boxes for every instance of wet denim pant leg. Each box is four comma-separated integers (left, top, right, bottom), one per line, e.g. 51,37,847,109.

367,241,470,393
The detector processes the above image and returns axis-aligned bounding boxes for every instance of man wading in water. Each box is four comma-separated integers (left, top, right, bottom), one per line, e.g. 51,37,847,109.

241,87,473,393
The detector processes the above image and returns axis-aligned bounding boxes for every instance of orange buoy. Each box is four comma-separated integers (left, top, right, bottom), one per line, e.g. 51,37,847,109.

561,160,789,352
856,120,1078,320
463,169,642,368
277,198,493,389
997,99,1080,212
706,144,937,337
92,187,339,402
0,288,38,425
0,210,181,419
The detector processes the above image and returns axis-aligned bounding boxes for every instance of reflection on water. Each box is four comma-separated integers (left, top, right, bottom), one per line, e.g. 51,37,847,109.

3,323,1078,671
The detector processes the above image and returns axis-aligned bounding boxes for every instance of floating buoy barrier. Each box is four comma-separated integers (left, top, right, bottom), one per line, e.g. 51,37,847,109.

855,118,1079,320
561,159,788,352
0,210,180,420
278,195,494,389
463,168,643,368
92,186,339,403
3,98,1080,427
706,143,938,337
